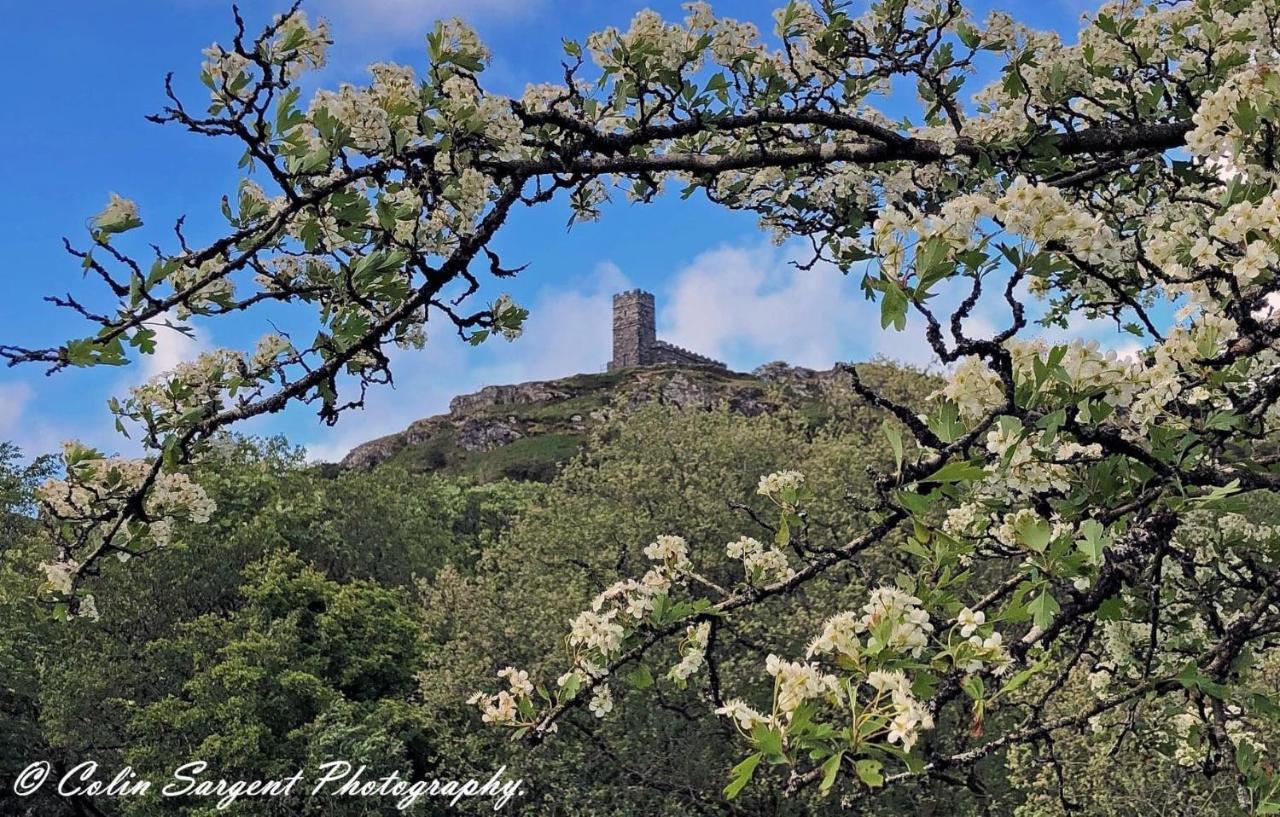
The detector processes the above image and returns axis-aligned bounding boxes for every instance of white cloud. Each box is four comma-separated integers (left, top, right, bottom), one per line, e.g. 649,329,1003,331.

62,317,218,459
662,241,936,370
0,382,33,440
135,320,212,384
466,261,628,384
0,380,64,458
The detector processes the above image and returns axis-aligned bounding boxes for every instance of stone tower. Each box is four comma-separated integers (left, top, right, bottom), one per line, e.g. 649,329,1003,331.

608,289,726,371
610,289,656,370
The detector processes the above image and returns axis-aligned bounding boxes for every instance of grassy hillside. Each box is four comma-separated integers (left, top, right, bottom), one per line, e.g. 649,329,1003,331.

341,361,937,483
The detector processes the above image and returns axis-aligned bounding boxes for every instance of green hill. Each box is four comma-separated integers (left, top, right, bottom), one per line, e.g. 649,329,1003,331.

338,361,930,482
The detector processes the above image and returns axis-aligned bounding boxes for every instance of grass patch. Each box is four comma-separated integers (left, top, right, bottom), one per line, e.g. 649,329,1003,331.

453,433,585,482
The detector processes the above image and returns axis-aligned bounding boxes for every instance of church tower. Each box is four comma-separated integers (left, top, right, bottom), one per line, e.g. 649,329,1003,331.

609,289,656,370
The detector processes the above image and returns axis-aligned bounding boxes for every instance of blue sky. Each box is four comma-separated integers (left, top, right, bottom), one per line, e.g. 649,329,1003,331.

0,0,1095,462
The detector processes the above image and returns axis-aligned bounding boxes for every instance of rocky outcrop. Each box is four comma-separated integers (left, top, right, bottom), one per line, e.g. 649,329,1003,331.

455,417,523,452
753,361,849,397
448,381,572,415
338,362,864,471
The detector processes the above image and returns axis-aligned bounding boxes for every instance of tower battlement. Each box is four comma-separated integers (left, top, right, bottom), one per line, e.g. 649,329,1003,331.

608,290,725,371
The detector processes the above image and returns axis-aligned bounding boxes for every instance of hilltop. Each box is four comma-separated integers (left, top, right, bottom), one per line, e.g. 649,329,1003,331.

339,360,930,482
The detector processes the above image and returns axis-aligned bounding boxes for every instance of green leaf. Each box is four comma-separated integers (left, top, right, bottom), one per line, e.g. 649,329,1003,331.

913,236,952,296
879,282,908,331
559,674,581,702
855,759,884,788
516,695,536,718
626,665,654,690
789,702,816,735
921,460,985,484
724,752,764,799
1097,596,1125,621
1014,515,1052,553
752,723,784,757
961,675,985,701
998,668,1034,697
882,420,904,474
1075,519,1108,565
1036,407,1066,445
1249,692,1280,721
927,400,965,444
1191,479,1243,509
775,516,791,547
1028,591,1060,630
1175,662,1228,699
819,752,843,793
129,327,157,355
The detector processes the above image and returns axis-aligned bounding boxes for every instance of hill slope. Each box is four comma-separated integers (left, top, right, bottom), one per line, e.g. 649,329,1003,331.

339,361,927,481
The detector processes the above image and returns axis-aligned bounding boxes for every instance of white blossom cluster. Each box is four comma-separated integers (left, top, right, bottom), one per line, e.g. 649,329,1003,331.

568,608,627,657
766,653,841,717
806,611,860,659
468,666,535,726
642,533,692,572
588,684,614,718
36,443,215,605
129,348,251,424
167,255,237,317
714,698,774,732
968,2,1272,145
39,444,214,535
200,45,252,104
866,669,935,752
858,586,935,658
93,193,140,235
201,11,330,106
756,470,805,502
802,590,937,664
468,530,703,732
311,86,394,152
713,586,948,765
250,333,295,372
561,536,691,688
938,326,1250,452
725,535,794,584
1187,65,1280,183
949,608,1012,674
667,621,711,685
586,7,716,84
872,176,1120,294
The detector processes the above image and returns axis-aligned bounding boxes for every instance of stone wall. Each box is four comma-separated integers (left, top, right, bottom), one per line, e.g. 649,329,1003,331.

651,340,724,368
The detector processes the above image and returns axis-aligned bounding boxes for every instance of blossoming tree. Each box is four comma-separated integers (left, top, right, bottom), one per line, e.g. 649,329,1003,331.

6,0,1280,808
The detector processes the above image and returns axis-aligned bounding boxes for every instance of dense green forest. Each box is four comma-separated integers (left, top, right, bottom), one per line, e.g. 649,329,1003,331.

3,362,1272,816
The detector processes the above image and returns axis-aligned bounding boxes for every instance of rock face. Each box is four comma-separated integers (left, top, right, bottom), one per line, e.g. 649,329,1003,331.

751,361,849,397
448,382,571,415
337,362,860,474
